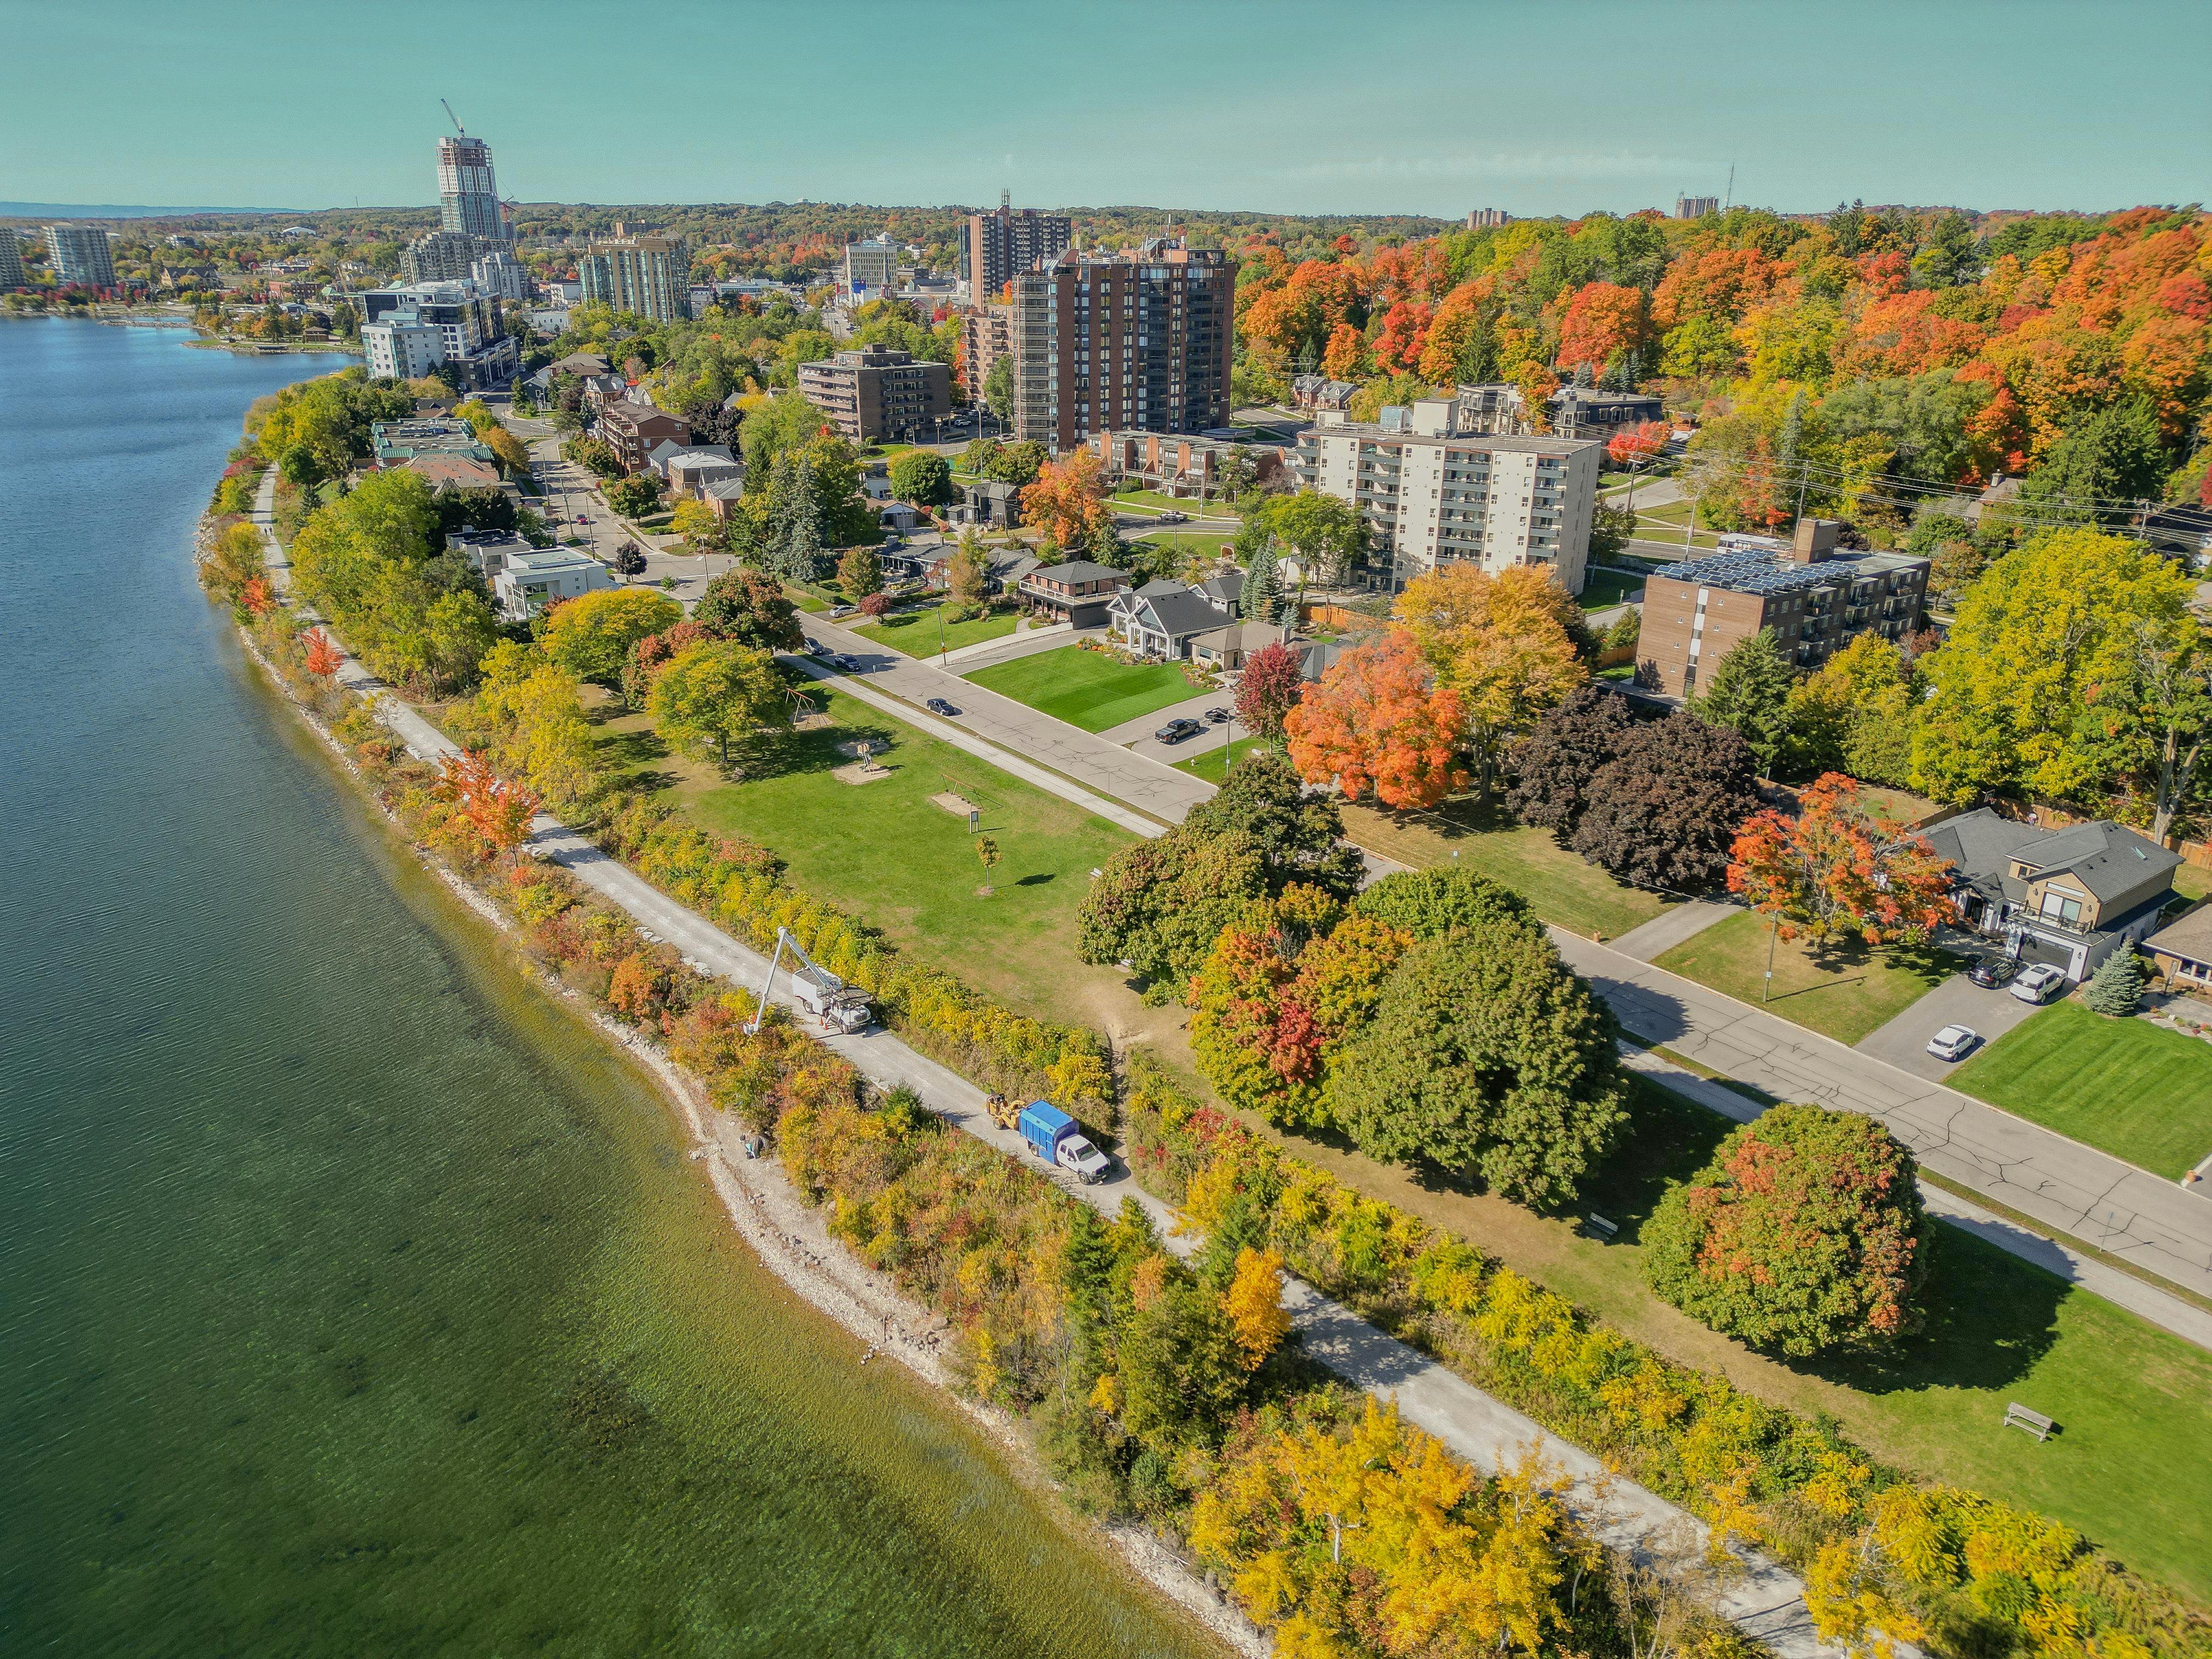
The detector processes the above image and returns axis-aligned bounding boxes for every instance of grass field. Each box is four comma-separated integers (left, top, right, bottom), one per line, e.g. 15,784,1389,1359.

595,685,1136,1031
1631,500,1722,549
850,603,1020,658
1578,568,1645,610
1336,795,1672,939
1653,909,1962,1044
1950,1002,2212,1179
965,644,1201,733
1112,485,1238,516
1173,735,1267,782
1131,528,1239,561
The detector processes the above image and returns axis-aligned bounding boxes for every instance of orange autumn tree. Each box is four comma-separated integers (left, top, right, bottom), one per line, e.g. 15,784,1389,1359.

1606,420,1671,467
1020,446,1114,553
1321,320,1367,381
436,749,544,866
1727,773,1954,947
1285,633,1467,809
302,628,343,679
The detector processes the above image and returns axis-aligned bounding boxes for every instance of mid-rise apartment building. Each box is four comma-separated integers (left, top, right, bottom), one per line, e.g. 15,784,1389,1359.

797,345,952,443
1675,195,1719,219
962,302,1011,401
841,238,899,300
1006,241,1234,451
470,248,528,302
966,195,1071,295
402,229,482,284
439,134,511,243
1465,208,1512,229
0,233,24,289
359,281,517,388
1294,400,1604,594
1638,520,1929,697
578,235,690,323
44,224,116,289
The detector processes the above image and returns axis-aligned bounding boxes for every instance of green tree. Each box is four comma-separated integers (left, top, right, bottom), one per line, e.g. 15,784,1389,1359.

2082,949,2143,1017
1587,501,1638,561
1182,748,1367,898
1242,490,1367,586
1331,923,1627,1207
837,544,883,597
649,640,790,767
1240,542,1283,624
2022,398,2172,522
983,356,1013,419
693,567,804,653
1690,627,1795,774
945,529,990,609
888,449,952,507
765,449,824,580
540,586,684,692
1643,1105,1928,1357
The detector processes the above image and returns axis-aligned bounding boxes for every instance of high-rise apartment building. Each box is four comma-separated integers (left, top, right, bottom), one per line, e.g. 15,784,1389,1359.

1465,208,1512,229
578,235,690,323
1294,400,1604,594
962,301,1011,402
965,194,1071,296
439,134,510,242
470,248,528,302
1674,195,1719,219
402,228,482,284
44,224,116,290
0,233,25,289
1005,241,1234,452
842,238,898,300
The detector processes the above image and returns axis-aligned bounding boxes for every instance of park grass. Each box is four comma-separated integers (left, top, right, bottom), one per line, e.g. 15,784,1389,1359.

965,644,1203,733
1131,528,1239,560
1336,795,1672,940
1577,568,1644,610
1111,484,1238,516
850,603,1020,658
594,685,1136,1031
1173,735,1267,782
1652,909,1963,1045
1630,499,1721,548
1949,1001,2212,1180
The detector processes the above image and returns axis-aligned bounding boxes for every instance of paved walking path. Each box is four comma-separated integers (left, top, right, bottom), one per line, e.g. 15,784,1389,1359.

1609,898,1739,963
250,470,1841,1657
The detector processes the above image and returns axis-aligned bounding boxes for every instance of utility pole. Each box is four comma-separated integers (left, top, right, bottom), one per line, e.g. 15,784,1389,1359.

1685,495,1697,552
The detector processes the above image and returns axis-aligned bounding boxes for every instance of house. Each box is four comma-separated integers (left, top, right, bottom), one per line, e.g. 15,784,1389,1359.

448,530,539,579
596,403,692,473
1194,571,1243,614
1295,639,1349,682
645,437,689,475
1108,579,1234,660
492,547,617,620
1292,374,1359,412
404,453,507,495
1920,808,2181,981
1016,559,1130,625
878,501,921,534
1965,473,2021,525
2144,902,2212,992
1188,619,1290,673
548,350,612,379
703,476,751,522
959,478,1024,529
580,373,629,416
660,446,742,499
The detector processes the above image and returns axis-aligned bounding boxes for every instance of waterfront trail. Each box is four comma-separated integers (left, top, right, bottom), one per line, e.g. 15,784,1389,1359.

248,469,1849,1659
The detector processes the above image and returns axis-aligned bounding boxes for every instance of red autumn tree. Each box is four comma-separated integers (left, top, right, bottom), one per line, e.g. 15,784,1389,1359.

1606,420,1671,467
859,591,893,618
1727,773,1954,947
240,577,274,615
302,628,343,679
437,749,544,866
1321,321,1367,381
1284,633,1468,810
1553,281,1651,379
1369,301,1434,374
1234,640,1306,743
1020,446,1113,551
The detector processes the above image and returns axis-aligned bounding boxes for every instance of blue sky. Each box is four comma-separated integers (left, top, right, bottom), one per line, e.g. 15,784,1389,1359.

8,0,2206,217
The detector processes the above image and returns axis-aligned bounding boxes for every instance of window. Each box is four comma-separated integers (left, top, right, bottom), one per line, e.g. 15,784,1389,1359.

2038,890,2084,927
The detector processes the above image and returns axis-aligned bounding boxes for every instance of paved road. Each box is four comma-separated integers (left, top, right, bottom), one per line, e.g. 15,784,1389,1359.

1856,973,2045,1082
258,477,1841,1655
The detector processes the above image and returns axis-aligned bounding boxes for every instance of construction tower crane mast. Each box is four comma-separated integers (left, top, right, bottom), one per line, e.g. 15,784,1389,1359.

441,98,465,137
747,927,873,1036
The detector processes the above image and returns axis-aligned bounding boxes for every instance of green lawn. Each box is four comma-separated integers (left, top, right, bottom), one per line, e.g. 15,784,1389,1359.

596,686,1135,1030
1173,735,1267,782
1630,500,1722,549
965,645,1202,733
1950,1002,2212,1179
850,603,1020,658
1113,485,1237,516
1336,795,1672,940
782,584,830,614
1132,528,1239,561
1578,568,1644,611
1653,910,1963,1045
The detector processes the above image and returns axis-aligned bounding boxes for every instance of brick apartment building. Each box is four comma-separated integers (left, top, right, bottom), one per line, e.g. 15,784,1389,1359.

595,403,692,473
963,302,1011,401
966,195,1072,295
1639,520,1929,697
797,344,952,443
1006,240,1234,452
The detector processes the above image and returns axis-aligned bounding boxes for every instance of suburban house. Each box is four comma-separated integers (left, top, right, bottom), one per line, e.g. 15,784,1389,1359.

1109,579,1235,660
2145,903,2212,992
1194,571,1243,613
1296,638,1349,682
703,477,749,522
404,452,507,496
580,374,629,416
1189,619,1290,673
1016,559,1130,625
958,478,1024,529
659,446,741,498
1292,375,1359,412
596,403,692,473
1920,808,2181,981
491,547,616,621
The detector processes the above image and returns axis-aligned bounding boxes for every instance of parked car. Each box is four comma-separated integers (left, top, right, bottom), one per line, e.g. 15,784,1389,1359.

804,637,828,658
1204,706,1231,725
1158,510,1188,523
1154,718,1205,743
1967,955,2021,989
833,653,862,672
925,698,960,716
2008,963,2068,1004
1926,1024,1979,1062
828,604,857,618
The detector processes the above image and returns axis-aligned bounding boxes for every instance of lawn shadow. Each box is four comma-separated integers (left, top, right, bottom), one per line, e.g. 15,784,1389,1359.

731,716,902,784
1015,873,1055,887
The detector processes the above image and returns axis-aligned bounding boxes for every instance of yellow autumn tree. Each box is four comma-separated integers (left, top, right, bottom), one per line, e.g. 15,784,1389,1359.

1395,563,1587,799
1224,1247,1292,1369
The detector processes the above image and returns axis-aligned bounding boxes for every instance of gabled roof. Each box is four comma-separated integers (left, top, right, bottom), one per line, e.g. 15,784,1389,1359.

1197,573,1242,610
1025,559,1128,586
704,477,749,501
2147,902,2212,964
1922,807,2179,906
1121,582,1233,639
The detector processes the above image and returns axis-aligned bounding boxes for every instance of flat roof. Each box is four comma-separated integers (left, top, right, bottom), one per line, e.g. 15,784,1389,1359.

1647,549,1926,596
1303,425,1598,458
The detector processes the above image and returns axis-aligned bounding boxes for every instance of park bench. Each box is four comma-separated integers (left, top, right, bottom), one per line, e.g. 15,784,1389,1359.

2003,1402,2056,1441
1583,1214,1620,1243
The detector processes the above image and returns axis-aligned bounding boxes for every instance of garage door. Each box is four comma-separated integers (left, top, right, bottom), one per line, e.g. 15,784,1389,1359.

2013,933,2078,974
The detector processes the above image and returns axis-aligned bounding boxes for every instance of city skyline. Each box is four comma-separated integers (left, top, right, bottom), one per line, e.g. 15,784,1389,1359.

5,0,2207,218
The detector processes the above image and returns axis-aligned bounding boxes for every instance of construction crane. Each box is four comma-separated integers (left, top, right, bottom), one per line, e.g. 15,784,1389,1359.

441,98,466,137
747,926,873,1036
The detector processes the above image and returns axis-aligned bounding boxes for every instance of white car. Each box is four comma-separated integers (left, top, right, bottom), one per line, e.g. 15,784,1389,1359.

2008,963,2068,1005
1055,1135,1111,1184
1926,1024,1979,1062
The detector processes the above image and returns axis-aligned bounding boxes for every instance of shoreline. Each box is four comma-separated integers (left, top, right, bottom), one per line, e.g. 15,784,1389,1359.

225,613,1266,1659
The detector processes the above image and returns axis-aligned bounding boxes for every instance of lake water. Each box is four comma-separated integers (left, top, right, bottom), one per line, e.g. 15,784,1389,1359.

0,319,1217,1658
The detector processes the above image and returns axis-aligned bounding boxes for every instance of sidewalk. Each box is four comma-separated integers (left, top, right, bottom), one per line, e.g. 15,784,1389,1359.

1610,898,1737,962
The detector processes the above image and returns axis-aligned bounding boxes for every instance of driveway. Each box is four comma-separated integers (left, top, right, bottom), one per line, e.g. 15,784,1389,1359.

1855,971,2046,1081
1097,689,1238,762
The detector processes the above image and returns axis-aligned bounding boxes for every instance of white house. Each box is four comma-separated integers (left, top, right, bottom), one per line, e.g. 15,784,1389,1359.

492,548,616,620
1108,579,1234,661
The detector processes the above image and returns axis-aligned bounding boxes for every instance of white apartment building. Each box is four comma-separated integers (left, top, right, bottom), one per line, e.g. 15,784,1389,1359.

362,314,448,380
470,248,528,302
842,238,898,300
1294,400,1604,595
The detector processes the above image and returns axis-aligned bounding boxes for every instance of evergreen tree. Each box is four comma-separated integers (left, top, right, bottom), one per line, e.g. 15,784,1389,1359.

766,449,823,582
1691,627,1796,774
1776,389,1805,523
2082,949,2143,1017
1241,540,1283,624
